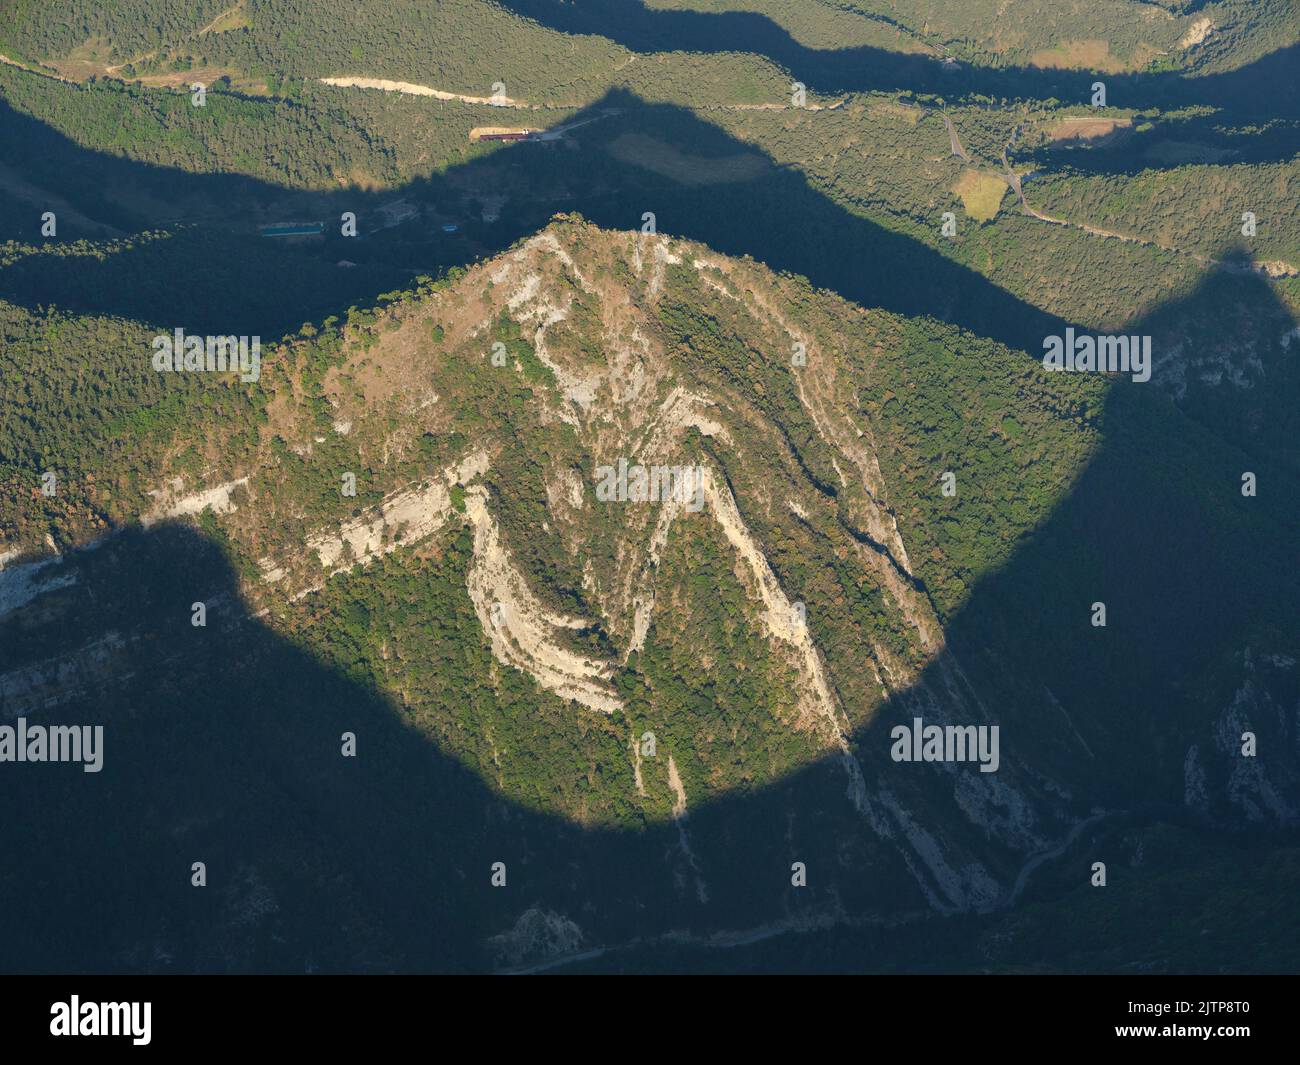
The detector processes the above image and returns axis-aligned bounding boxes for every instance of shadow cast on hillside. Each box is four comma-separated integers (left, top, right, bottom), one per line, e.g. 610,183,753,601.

495,0,1300,118
0,87,1066,351
2,235,1298,973
2,39,1299,969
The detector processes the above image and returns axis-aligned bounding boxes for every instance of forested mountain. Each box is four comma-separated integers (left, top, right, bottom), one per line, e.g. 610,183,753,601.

4,217,1298,970
1,0,1297,975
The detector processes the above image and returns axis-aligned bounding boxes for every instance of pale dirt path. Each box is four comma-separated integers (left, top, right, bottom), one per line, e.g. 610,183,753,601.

320,76,544,108
320,75,847,113
936,109,971,162
195,3,244,37
0,53,73,83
